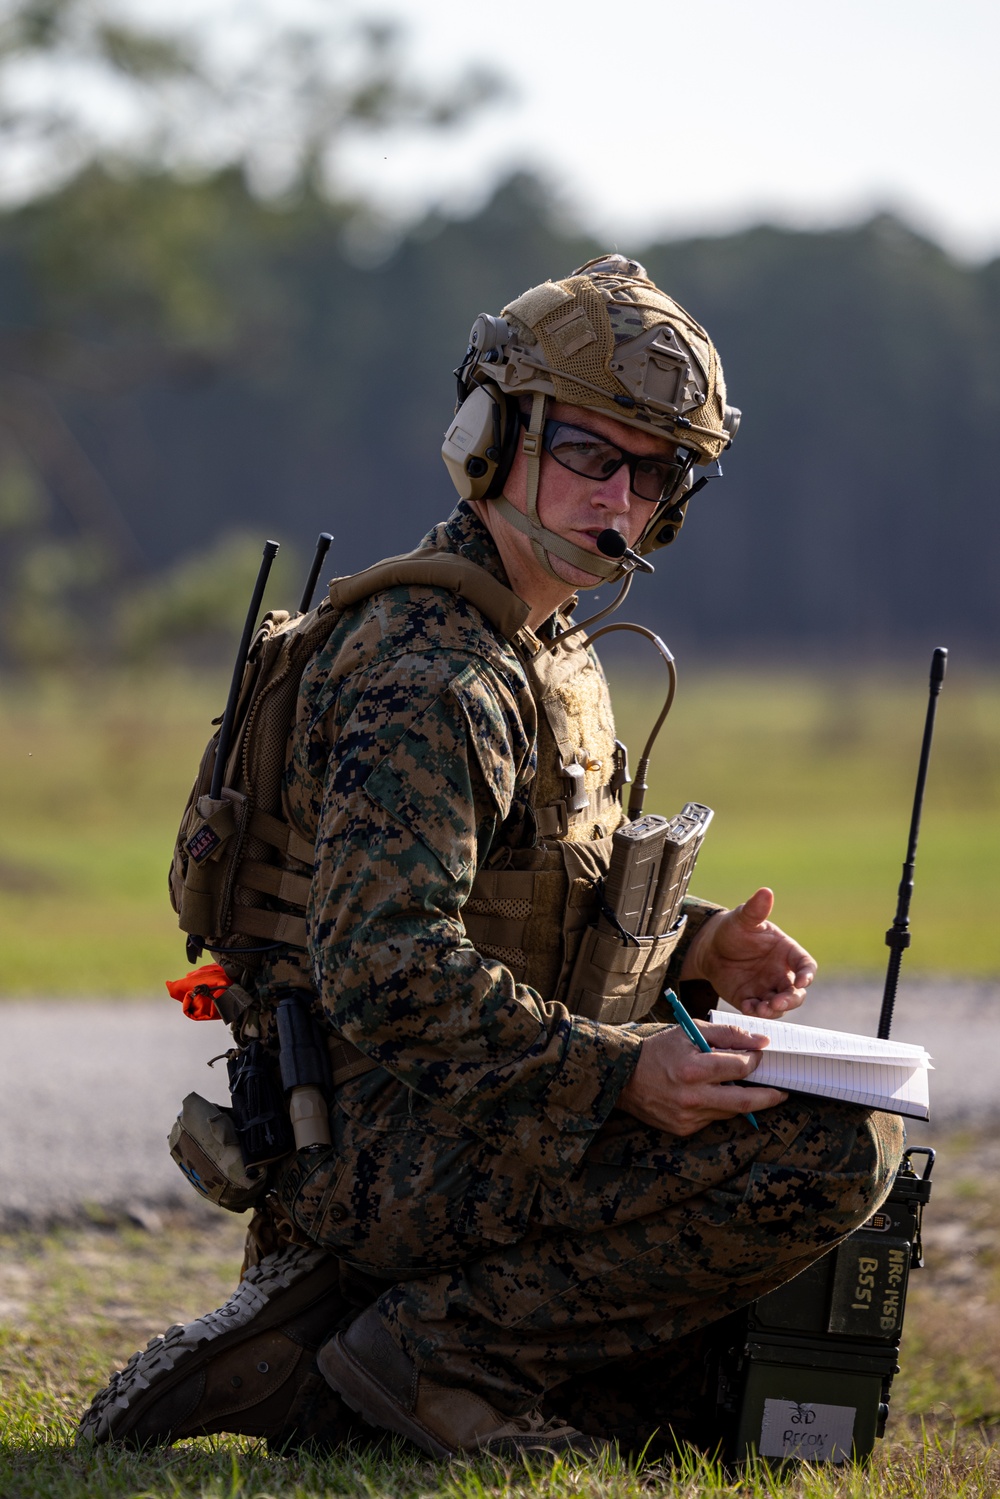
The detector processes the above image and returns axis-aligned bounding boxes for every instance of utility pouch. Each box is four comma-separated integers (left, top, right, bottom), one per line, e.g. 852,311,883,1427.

565,802,713,1024
168,1091,268,1212
227,1040,296,1167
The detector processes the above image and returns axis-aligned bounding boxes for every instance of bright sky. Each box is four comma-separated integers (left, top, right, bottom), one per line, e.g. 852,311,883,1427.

25,0,1000,261
336,0,1000,261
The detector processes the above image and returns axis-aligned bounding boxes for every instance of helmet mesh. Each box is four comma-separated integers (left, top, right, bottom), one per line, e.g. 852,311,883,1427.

501,268,729,461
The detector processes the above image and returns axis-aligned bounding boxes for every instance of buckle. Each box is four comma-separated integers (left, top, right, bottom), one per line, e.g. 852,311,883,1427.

562,762,590,815
610,740,631,798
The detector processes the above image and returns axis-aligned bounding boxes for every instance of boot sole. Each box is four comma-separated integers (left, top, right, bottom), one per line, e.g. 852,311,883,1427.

77,1244,339,1446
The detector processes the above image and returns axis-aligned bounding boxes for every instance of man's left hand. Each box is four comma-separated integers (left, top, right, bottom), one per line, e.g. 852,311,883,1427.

680,887,815,1018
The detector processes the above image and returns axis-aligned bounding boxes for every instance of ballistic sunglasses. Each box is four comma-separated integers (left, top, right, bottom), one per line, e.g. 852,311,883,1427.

525,415,695,505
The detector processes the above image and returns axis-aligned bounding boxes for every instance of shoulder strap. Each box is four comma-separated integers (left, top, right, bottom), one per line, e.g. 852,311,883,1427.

328,549,529,641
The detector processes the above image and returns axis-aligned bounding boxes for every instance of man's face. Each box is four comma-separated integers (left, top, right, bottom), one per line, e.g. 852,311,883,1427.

500,401,674,591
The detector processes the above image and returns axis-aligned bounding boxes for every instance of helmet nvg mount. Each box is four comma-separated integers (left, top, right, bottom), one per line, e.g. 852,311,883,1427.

442,254,741,585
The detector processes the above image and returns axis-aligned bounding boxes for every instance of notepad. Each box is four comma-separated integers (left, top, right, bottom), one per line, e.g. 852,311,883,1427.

708,1011,932,1121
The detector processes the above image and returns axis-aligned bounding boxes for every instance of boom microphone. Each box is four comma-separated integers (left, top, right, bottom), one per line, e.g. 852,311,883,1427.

597,529,655,574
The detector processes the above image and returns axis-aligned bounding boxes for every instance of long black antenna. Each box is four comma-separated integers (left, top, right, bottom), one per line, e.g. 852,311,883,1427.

209,540,280,801
877,647,948,1039
298,532,333,614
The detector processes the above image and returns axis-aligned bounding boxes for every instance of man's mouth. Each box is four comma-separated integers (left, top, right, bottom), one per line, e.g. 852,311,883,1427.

579,526,623,549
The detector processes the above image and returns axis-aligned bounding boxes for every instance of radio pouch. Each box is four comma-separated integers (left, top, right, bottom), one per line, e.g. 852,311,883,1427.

227,1040,296,1167
170,548,528,972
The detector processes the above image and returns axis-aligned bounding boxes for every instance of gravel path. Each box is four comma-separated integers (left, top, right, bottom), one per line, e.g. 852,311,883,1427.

0,1000,230,1227
0,983,997,1226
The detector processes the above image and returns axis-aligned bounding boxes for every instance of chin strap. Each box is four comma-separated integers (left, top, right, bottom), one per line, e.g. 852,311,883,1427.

491,392,625,584
491,495,625,581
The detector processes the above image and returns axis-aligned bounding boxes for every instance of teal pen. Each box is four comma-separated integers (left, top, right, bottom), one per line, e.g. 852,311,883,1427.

665,989,759,1130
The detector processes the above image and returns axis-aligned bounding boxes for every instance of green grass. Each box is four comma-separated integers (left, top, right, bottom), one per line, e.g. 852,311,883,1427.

0,670,222,994
611,665,1000,976
0,664,997,994
2,1130,1000,1496
1,1435,998,1499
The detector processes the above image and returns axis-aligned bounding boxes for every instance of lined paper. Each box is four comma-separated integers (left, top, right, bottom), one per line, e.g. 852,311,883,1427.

708,1011,932,1120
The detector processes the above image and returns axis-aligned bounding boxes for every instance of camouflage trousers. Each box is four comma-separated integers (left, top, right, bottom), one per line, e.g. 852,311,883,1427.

274,1081,903,1430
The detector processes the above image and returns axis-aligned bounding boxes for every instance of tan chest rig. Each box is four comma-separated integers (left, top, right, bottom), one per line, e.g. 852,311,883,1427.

462,611,687,1026
171,546,685,1034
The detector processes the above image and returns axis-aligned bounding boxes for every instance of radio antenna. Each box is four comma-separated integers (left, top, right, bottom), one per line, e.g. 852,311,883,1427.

209,540,280,802
877,647,948,1040
298,532,333,614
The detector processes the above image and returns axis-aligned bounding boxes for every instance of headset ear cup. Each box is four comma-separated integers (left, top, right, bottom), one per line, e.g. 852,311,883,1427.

638,463,698,552
483,393,521,500
442,384,507,501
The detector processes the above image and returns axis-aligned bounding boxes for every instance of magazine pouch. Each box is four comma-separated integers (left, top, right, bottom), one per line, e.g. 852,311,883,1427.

565,914,687,1025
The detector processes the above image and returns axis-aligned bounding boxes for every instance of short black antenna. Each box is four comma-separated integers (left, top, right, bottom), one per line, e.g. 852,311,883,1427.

298,532,333,614
877,647,948,1040
209,540,280,802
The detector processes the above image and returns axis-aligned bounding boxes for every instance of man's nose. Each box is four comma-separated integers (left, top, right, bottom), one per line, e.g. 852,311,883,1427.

592,463,633,512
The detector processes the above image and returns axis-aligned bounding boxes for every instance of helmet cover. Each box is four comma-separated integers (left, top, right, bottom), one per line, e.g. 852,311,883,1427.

446,254,740,568
493,254,738,464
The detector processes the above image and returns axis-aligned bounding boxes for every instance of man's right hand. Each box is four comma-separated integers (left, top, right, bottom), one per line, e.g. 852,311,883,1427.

617,1023,788,1137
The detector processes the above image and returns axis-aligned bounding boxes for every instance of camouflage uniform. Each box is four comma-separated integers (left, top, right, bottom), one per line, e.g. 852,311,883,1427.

268,501,903,1437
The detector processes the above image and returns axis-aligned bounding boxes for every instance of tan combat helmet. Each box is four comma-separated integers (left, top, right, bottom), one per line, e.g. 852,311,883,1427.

442,253,741,583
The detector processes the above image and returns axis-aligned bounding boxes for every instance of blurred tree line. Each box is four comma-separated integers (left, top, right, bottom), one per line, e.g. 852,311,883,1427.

0,1,997,671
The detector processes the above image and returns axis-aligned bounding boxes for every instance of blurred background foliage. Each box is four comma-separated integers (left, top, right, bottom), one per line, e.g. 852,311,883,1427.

0,0,996,986
5,175,998,666
0,1,996,671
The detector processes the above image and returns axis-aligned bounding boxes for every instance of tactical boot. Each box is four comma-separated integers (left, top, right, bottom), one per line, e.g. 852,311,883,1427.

77,1244,370,1451
318,1304,608,1462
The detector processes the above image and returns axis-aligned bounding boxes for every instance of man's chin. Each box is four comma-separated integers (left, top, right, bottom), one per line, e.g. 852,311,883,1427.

550,555,608,590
